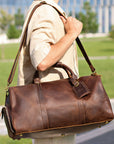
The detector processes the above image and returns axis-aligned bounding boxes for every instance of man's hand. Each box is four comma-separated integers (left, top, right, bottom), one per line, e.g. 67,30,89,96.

60,16,83,38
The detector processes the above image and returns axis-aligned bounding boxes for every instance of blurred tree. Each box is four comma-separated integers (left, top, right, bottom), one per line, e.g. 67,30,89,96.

0,10,13,59
0,9,13,32
109,25,114,39
7,24,21,39
78,2,98,33
14,9,24,30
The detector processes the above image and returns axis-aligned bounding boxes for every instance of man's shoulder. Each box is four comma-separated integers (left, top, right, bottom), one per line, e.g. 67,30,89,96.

36,4,59,16
30,1,65,18
29,3,60,23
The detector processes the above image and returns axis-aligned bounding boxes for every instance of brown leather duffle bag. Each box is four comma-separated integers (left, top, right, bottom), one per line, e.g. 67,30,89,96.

2,62,114,139
1,2,114,140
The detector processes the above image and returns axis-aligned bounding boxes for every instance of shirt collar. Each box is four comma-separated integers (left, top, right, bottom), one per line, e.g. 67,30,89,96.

34,0,66,18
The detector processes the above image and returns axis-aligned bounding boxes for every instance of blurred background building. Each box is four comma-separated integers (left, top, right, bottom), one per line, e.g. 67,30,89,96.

0,0,114,33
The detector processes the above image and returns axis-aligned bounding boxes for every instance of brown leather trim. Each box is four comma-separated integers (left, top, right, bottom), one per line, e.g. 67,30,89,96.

38,83,49,129
15,119,112,136
2,107,15,134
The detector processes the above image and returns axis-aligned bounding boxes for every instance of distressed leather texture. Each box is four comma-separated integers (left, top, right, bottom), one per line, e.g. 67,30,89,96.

2,63,114,140
1,2,114,140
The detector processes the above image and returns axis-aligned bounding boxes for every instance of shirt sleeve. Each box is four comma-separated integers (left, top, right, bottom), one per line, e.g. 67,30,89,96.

29,4,59,69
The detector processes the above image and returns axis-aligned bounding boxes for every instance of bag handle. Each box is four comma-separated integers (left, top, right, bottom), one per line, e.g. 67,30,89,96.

7,1,96,86
53,62,77,79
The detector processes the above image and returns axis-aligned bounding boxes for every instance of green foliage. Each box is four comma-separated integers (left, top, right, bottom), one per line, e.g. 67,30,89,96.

0,9,13,32
6,9,24,39
109,25,114,39
78,2,98,33
7,25,21,39
14,9,24,30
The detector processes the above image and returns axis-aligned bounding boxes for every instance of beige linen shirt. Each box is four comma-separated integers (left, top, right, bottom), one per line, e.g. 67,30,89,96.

18,0,78,142
18,0,79,86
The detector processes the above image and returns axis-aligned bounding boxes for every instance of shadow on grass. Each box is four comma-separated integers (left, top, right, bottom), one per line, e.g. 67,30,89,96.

100,48,114,53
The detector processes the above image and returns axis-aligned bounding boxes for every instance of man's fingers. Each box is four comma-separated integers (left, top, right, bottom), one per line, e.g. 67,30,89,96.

60,16,66,24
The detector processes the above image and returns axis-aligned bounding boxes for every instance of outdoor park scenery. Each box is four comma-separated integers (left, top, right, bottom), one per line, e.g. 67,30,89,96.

0,37,114,104
0,1,114,143
0,36,114,143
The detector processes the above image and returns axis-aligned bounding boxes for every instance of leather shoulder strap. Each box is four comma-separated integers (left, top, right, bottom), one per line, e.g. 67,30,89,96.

7,1,46,86
7,1,95,86
45,4,96,73
76,37,95,72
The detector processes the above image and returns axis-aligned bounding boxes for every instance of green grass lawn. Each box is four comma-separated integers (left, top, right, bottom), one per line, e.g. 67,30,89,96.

0,37,114,143
0,135,32,144
77,37,114,57
78,59,114,98
0,37,114,59
0,37,114,105
0,43,19,59
0,62,18,104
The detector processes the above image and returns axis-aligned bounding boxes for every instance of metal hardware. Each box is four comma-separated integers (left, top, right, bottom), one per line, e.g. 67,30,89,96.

20,134,23,137
91,71,101,77
6,90,9,97
74,81,79,87
72,80,79,87
61,133,65,137
105,121,109,124
5,82,10,91
91,71,97,76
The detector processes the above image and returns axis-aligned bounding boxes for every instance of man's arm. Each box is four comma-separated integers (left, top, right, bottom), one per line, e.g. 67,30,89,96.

37,16,83,71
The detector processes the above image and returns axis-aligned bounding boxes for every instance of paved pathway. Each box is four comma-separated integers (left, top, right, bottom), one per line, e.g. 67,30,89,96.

0,33,108,45
0,56,114,64
77,122,114,144
0,107,8,135
78,56,114,60
76,99,114,144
